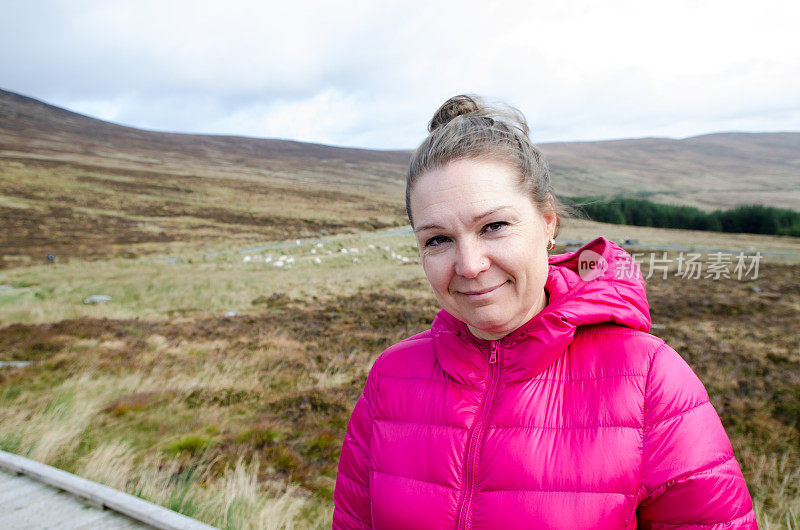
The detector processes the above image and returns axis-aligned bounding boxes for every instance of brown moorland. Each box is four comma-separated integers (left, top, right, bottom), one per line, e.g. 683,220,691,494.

1,88,410,267
1,88,799,527
1,260,798,527
3,88,800,267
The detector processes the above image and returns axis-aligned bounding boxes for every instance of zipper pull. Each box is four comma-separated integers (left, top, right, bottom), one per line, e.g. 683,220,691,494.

489,341,498,364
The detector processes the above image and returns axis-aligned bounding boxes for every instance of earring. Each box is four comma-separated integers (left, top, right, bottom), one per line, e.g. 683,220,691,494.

547,238,555,251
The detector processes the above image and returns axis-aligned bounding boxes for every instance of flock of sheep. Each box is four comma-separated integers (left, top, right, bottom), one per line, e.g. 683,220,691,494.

240,241,415,269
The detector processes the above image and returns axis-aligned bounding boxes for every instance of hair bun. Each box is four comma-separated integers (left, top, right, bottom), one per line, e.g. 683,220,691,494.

428,94,482,133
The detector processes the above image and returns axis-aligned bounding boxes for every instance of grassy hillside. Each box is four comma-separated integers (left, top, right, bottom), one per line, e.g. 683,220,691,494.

1,88,799,528
3,88,799,270
0,229,798,528
543,132,800,211
0,89,410,267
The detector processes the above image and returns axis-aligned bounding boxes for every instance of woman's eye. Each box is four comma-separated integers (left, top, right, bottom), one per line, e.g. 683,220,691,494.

425,235,450,247
483,221,508,233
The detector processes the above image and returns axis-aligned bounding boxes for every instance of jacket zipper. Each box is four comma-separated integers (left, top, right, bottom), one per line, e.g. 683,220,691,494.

456,340,501,530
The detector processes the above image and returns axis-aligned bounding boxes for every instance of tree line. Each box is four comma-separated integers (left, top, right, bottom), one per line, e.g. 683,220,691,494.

564,197,800,237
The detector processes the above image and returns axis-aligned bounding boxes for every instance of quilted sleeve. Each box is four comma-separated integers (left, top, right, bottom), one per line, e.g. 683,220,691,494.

636,343,757,529
333,362,378,529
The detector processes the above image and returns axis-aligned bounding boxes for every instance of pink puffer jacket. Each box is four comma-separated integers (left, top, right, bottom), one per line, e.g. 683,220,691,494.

334,237,756,529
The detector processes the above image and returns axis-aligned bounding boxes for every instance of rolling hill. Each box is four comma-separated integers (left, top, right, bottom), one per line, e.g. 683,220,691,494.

0,89,411,266
542,132,800,210
1,87,798,266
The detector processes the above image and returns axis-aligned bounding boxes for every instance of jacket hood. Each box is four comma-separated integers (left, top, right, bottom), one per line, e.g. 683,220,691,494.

432,237,651,386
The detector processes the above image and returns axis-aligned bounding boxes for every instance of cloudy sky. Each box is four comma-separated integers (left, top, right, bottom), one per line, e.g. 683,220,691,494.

2,0,798,149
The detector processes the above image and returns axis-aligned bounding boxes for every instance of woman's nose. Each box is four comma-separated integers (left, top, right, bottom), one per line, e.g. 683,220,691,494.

454,240,489,278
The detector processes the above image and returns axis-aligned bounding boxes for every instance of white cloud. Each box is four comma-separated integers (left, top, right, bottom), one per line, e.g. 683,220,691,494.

1,0,798,148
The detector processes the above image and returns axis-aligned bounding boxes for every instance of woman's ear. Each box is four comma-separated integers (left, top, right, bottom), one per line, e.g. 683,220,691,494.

541,201,558,239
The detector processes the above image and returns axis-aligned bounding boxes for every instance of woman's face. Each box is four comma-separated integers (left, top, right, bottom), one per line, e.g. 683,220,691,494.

410,158,556,340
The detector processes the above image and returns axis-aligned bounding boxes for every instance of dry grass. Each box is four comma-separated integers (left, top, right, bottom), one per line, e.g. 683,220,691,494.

0,230,424,326
2,220,798,327
4,88,799,527
0,336,343,528
0,277,438,528
742,448,800,528
1,223,799,528
0,153,406,268
1,250,798,527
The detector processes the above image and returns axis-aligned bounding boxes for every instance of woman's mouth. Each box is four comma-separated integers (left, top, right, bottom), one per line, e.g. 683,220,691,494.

457,281,508,300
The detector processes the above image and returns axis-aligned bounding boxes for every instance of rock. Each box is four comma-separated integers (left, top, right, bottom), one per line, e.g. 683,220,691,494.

0,361,31,368
84,295,112,304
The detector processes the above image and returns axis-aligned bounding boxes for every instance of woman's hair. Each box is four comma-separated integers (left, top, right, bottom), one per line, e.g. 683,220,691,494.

406,94,568,237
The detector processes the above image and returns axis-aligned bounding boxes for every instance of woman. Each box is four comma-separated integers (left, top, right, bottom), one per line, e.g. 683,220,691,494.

333,95,756,529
